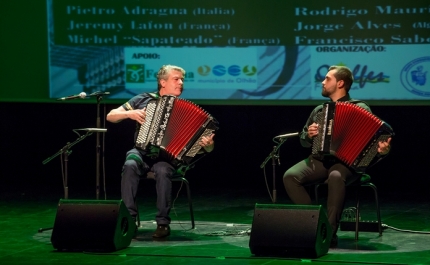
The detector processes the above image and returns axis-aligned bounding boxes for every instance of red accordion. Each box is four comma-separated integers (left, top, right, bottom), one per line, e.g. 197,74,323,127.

312,102,393,172
135,95,219,166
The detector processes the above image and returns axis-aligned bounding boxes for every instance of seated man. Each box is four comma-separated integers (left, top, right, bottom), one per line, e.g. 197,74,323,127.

283,65,391,247
107,64,215,238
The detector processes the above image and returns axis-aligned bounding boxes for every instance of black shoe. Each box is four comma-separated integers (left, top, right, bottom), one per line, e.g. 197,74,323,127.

330,234,338,248
132,217,138,238
153,224,170,238
133,225,139,239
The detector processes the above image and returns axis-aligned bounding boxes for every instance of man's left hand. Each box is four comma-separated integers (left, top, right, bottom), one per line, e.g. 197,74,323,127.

200,134,215,153
378,137,391,155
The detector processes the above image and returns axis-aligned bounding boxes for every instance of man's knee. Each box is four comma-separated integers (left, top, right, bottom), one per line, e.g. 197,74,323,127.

283,171,301,186
122,159,143,179
327,171,344,183
123,159,139,171
153,162,174,179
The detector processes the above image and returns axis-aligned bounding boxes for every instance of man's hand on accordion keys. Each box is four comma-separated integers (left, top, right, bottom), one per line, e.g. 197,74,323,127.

308,123,319,139
198,133,215,153
128,108,147,124
377,137,392,156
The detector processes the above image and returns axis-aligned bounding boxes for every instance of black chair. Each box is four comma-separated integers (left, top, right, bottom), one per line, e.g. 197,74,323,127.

135,169,195,229
314,174,382,241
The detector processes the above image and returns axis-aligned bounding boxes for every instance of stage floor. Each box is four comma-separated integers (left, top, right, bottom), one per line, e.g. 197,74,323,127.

1,187,429,265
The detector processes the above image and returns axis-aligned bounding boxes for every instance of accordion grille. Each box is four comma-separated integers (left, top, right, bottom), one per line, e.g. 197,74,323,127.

135,101,157,149
312,105,327,156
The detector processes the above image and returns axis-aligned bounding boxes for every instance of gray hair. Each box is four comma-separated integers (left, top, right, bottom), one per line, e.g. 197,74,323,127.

157,65,186,91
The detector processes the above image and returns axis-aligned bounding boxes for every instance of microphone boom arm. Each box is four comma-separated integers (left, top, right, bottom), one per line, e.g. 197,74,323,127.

260,132,299,203
260,138,286,169
42,131,93,165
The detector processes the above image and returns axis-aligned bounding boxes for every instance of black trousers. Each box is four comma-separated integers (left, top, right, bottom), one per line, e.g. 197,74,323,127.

283,155,359,235
121,148,175,225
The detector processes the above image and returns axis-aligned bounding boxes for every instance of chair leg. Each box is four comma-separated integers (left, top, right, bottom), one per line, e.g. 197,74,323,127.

314,184,321,204
355,186,360,241
314,180,381,241
173,177,195,229
364,183,383,236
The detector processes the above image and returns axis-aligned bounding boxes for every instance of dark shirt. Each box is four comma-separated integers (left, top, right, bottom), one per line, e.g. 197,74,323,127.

122,92,159,113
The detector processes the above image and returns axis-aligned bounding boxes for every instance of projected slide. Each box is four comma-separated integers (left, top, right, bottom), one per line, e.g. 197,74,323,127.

46,0,430,104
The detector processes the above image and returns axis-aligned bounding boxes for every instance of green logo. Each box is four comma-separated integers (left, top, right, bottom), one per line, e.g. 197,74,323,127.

243,65,257,76
126,64,145,83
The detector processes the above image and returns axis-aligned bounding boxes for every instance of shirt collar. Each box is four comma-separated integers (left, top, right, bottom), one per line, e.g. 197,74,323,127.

333,94,351,102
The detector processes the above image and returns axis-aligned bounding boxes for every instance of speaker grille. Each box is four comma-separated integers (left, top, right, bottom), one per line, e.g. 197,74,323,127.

51,199,135,252
249,204,332,258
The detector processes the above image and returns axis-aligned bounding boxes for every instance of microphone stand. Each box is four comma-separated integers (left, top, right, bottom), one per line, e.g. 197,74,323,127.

39,131,93,232
86,91,109,200
95,94,103,200
260,138,287,203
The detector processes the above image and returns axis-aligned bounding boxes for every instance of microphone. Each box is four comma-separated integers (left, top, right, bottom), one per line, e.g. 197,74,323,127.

274,132,300,139
57,92,87,101
74,128,107,133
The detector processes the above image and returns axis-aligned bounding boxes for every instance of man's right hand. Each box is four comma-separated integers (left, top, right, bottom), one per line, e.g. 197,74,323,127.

308,122,319,139
128,108,146,124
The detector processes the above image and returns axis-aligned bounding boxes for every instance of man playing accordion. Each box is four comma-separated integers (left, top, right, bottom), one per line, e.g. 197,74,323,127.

283,65,391,248
107,65,215,238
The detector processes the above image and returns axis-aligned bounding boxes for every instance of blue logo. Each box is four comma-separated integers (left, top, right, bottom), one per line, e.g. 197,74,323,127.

228,65,241,76
198,65,258,77
400,57,430,97
212,65,226,76
411,66,426,86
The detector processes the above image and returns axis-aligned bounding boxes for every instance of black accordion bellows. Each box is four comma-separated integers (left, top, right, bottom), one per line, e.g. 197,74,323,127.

312,102,394,172
135,95,219,166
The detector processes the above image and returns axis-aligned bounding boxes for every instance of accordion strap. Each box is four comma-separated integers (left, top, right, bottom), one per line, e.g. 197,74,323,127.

349,99,370,108
147,92,159,99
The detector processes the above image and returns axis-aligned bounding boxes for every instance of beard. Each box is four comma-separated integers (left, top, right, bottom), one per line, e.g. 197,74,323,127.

321,88,329,98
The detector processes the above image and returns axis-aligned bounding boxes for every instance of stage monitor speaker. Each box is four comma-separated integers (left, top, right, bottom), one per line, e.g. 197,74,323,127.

249,204,332,258
51,199,136,252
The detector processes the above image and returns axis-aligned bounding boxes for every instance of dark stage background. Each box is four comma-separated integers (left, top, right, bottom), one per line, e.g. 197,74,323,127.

1,1,429,201
1,102,428,200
